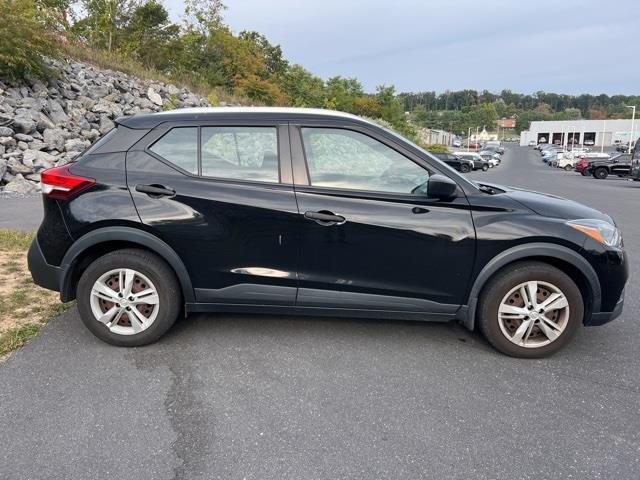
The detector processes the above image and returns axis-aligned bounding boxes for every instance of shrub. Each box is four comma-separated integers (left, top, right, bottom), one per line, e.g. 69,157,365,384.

0,0,61,79
423,144,449,153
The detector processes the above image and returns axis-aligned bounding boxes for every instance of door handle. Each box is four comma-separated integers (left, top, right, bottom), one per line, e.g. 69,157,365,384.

135,184,176,198
304,210,346,226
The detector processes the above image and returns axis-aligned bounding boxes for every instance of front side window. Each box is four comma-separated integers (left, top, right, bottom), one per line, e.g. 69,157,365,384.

301,128,429,194
201,127,279,183
149,127,198,174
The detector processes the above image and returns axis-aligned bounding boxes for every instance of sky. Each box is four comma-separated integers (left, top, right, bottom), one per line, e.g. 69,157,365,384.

164,0,639,95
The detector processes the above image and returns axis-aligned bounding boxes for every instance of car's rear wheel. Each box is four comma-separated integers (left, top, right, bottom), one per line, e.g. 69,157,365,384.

580,170,589,176
564,164,573,171
460,163,471,173
593,167,608,179
77,249,181,346
478,261,583,358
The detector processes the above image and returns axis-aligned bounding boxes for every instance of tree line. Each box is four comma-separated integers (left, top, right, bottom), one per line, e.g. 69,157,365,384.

402,90,638,135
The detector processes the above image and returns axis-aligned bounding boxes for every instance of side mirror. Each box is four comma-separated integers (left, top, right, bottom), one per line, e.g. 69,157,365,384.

427,174,458,200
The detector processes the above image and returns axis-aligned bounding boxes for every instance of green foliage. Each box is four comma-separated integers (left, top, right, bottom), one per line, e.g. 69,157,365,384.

207,91,219,106
0,324,41,357
423,144,449,153
0,0,62,79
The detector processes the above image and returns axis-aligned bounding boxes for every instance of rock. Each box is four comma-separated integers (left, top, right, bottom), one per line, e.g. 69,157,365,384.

12,116,36,134
7,157,33,175
46,99,70,125
147,87,163,106
0,136,16,148
36,112,56,132
98,115,115,135
3,174,37,194
14,133,33,142
0,158,6,178
0,126,14,136
43,128,65,150
64,138,89,152
22,149,56,169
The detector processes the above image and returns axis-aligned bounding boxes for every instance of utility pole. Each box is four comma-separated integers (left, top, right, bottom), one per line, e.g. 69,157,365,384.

627,105,636,154
601,120,606,154
467,127,471,152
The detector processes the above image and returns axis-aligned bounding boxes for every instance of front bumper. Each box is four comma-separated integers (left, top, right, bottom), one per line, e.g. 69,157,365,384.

27,238,61,293
586,290,625,326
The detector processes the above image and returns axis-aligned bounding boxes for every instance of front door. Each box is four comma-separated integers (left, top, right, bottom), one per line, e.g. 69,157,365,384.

127,121,299,306
290,124,476,314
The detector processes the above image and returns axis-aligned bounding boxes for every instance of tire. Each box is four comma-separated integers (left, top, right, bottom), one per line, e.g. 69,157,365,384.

76,248,182,347
564,165,573,171
593,167,608,179
460,163,471,173
482,164,489,172
580,170,589,176
477,261,583,358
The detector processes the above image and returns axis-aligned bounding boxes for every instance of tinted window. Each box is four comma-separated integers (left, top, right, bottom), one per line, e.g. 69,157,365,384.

150,127,198,174
201,127,278,183
301,128,429,194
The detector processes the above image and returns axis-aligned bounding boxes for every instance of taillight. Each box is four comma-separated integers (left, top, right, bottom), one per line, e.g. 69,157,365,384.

40,164,95,200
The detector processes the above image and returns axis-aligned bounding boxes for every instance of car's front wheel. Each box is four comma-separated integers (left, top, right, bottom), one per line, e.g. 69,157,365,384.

460,163,471,173
477,261,583,358
76,248,182,346
593,167,608,179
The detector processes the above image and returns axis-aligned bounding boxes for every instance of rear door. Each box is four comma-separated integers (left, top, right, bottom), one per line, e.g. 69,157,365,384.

289,122,476,315
127,120,300,306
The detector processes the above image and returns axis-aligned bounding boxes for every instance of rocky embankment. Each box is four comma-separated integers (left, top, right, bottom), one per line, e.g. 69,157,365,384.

0,59,210,194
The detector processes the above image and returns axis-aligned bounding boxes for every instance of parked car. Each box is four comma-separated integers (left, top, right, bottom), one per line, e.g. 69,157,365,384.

431,152,474,173
630,138,640,180
587,153,632,179
528,140,537,147
574,153,611,175
466,142,481,150
616,141,635,152
483,144,505,155
29,107,628,358
478,151,500,167
452,140,462,148
454,151,490,171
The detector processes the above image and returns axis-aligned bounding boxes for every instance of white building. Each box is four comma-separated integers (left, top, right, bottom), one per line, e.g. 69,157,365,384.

519,119,638,146
417,128,454,146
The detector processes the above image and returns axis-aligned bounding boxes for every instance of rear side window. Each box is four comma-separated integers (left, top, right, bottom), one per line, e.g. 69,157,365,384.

149,127,198,174
201,127,279,183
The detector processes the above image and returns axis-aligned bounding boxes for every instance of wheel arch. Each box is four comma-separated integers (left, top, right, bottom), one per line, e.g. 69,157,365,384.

59,227,195,303
459,243,601,331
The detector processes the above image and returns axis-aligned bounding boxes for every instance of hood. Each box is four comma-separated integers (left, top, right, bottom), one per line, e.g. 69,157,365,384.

478,182,613,223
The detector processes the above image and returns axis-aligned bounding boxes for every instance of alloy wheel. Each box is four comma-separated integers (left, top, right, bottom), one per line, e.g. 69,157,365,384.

89,268,160,335
497,280,570,348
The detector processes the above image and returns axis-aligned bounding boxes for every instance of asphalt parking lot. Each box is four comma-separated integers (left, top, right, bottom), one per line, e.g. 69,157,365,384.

1,145,639,479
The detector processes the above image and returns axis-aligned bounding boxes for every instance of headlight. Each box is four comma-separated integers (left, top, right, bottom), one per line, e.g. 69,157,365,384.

567,219,622,247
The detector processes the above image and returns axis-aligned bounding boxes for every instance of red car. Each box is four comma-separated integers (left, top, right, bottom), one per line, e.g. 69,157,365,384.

575,157,590,175
575,155,611,175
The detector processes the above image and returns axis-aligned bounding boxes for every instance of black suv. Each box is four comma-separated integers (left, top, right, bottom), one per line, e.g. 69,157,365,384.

588,153,632,179
430,152,474,173
29,108,628,358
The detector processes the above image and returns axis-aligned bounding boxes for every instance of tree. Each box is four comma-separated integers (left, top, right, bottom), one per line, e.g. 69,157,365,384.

0,0,61,79
184,0,225,33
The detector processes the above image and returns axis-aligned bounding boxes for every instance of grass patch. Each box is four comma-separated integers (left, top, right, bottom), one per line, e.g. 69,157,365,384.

0,324,42,357
0,230,73,359
0,229,34,251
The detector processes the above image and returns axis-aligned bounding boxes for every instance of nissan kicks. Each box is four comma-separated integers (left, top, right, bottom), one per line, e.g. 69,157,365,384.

29,108,628,358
